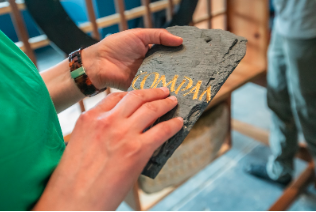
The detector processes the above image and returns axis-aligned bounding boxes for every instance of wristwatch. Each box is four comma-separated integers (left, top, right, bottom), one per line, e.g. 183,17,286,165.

69,48,107,97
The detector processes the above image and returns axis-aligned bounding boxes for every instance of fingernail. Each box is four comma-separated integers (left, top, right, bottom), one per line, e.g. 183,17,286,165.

169,96,177,102
176,36,183,41
176,117,183,122
160,87,169,94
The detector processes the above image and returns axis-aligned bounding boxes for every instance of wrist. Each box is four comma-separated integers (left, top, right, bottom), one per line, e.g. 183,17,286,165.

81,44,104,90
69,46,107,96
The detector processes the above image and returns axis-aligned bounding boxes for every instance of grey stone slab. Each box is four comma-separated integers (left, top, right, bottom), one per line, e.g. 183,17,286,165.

128,26,247,178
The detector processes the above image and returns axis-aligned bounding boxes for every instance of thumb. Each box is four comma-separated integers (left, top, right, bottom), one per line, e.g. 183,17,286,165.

136,29,183,46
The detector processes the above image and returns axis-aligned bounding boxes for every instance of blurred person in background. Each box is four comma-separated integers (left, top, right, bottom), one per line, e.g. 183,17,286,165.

246,0,316,185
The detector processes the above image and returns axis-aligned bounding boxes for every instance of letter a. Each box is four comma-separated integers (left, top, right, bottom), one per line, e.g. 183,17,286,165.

199,85,212,103
183,81,202,100
174,76,193,94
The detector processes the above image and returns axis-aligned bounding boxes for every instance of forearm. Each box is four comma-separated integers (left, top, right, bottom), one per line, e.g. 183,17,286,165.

40,29,182,113
41,59,85,113
32,29,183,210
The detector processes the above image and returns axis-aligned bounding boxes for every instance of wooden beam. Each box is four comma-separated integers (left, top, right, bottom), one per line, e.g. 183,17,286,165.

250,71,267,87
79,100,86,113
223,0,228,30
141,0,153,28
16,34,49,52
296,143,313,163
0,1,25,15
106,87,111,95
64,133,72,143
85,0,100,40
225,95,232,147
8,0,37,65
114,0,128,31
269,162,315,211
232,119,313,162
166,0,174,21
232,119,269,145
193,8,226,25
206,62,266,109
124,183,142,211
15,0,181,51
206,0,212,29
226,0,269,70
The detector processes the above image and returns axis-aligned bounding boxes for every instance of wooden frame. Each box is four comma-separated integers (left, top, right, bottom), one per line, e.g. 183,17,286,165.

4,0,314,210
85,0,100,40
2,0,182,53
8,0,36,65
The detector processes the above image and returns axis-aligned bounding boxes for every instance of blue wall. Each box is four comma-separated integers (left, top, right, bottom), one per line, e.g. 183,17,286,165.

0,0,142,42
93,0,142,38
0,10,41,42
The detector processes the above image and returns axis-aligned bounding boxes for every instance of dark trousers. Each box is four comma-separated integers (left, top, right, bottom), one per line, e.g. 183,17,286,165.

266,29,316,180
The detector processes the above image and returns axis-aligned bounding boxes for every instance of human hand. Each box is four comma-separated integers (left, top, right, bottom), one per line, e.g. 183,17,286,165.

82,29,183,90
34,88,183,211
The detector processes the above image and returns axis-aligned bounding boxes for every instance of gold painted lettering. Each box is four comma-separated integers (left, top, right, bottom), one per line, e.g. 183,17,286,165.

133,72,213,103
132,72,148,90
181,76,193,91
174,79,186,94
199,85,212,103
152,75,179,92
140,72,159,89
183,80,202,100
174,76,193,94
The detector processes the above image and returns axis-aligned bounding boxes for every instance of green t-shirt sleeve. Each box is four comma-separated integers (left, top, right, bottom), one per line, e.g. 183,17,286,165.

0,31,65,210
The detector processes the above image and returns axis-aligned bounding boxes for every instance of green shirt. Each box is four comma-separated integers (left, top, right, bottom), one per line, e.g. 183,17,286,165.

0,31,65,210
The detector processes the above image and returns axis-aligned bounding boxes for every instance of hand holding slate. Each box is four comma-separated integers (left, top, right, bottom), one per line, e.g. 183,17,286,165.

128,26,247,178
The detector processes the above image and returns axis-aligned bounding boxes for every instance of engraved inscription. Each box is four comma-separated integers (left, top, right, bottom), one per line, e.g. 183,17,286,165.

132,73,212,103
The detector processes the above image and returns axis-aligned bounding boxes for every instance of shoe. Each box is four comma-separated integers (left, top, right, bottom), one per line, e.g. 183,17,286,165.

244,164,292,186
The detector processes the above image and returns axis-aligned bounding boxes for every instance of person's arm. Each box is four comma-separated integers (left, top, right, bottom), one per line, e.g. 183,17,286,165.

34,88,183,211
33,29,184,210
41,29,183,113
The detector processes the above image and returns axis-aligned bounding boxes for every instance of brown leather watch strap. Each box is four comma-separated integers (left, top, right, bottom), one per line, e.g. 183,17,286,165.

69,48,107,97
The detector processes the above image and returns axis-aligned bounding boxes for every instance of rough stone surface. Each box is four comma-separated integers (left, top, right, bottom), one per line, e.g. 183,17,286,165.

128,26,247,179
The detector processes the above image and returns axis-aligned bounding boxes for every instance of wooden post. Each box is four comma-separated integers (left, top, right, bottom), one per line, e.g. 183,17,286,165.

226,95,232,147
226,0,269,70
124,183,142,211
85,0,100,40
8,0,37,65
224,0,228,30
114,0,128,31
206,0,212,29
84,0,112,95
269,162,315,211
166,0,174,21
141,0,153,28
106,88,111,95
79,100,86,112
